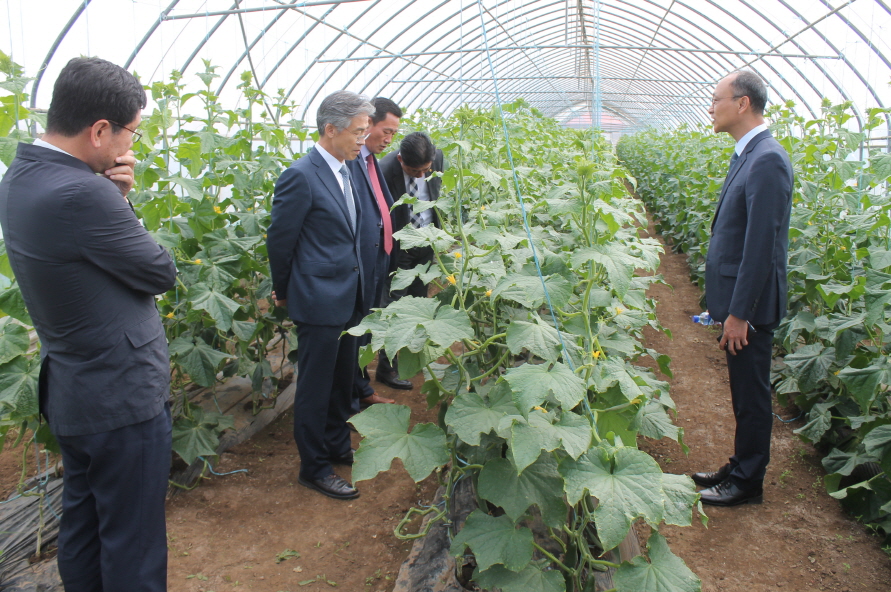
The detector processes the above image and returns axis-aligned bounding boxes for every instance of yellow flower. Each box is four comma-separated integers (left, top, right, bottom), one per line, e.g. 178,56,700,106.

194,259,203,265
454,252,462,259
213,206,222,214
834,370,840,375
592,350,601,359
481,205,486,210
446,274,457,285
485,289,492,297
615,307,624,314
164,312,174,319
533,406,547,413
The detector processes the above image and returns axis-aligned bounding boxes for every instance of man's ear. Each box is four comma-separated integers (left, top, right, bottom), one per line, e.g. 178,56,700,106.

737,95,752,114
90,120,112,148
397,154,403,164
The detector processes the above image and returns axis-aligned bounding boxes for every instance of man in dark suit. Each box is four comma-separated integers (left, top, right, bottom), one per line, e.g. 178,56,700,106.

266,91,375,500
376,132,445,386
348,98,402,408
693,70,793,506
0,57,177,590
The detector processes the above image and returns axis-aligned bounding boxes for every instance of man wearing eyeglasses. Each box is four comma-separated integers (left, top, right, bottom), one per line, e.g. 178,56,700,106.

267,90,375,500
0,57,176,591
348,97,405,406
376,132,445,386
692,70,793,507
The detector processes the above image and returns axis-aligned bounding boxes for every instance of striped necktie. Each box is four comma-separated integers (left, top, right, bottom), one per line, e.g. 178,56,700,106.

408,177,423,228
339,164,356,230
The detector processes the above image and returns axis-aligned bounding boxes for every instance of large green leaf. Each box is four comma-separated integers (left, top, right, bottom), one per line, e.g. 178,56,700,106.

0,283,32,325
793,401,833,443
392,225,455,252
0,356,39,418
171,407,235,465
444,382,518,445
633,400,680,442
506,319,564,362
473,564,566,592
188,282,241,331
659,473,698,527
783,344,835,393
838,358,891,414
349,404,449,482
449,509,534,572
503,362,586,413
614,531,701,592
478,455,566,527
0,318,31,364
571,244,647,298
492,273,573,309
559,444,665,550
168,335,231,387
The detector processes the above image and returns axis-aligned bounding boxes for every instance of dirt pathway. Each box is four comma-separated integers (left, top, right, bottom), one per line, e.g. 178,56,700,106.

637,217,891,592
164,368,439,592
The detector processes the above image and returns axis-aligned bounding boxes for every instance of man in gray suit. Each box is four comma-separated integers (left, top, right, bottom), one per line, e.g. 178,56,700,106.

266,91,375,500
0,57,176,590
692,70,793,506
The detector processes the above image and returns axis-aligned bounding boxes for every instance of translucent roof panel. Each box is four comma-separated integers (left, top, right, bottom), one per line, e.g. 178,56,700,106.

2,0,889,136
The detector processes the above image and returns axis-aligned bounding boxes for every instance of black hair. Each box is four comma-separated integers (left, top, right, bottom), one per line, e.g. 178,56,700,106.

730,70,768,115
399,132,435,168
370,97,402,125
45,57,147,137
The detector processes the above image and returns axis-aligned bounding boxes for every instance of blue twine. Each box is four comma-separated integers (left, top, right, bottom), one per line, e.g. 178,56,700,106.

198,456,248,476
774,412,804,424
475,0,597,425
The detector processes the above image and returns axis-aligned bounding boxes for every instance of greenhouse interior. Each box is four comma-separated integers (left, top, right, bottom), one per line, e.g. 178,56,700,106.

0,1,890,591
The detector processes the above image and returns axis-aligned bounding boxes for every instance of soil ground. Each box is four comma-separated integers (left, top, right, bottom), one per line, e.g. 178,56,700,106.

1,217,890,591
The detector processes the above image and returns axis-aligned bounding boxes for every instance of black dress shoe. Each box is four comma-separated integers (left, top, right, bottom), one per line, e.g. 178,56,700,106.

376,371,413,390
298,474,360,500
329,448,355,466
691,463,732,487
699,479,762,507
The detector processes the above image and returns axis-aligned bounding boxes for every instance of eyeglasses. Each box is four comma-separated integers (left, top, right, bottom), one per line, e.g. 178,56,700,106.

710,95,742,106
108,120,143,144
349,129,370,141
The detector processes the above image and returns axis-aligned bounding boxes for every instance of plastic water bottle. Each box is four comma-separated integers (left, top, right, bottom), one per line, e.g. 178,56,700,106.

692,312,716,326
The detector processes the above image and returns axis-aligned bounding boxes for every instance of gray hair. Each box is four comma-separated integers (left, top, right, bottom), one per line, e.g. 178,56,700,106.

316,90,375,133
729,70,768,115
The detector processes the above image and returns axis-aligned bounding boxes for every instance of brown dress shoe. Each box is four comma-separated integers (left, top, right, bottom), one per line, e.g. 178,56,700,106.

360,392,395,408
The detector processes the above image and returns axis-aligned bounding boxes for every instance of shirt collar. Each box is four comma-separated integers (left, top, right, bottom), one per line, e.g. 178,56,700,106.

360,145,372,160
33,138,75,158
735,123,768,156
314,144,345,176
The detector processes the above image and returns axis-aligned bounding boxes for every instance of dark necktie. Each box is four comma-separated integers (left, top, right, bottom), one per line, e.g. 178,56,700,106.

366,154,392,254
408,177,423,228
728,151,739,173
338,164,356,230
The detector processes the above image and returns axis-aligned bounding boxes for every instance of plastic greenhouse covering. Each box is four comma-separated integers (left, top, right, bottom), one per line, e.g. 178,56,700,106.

1,0,889,140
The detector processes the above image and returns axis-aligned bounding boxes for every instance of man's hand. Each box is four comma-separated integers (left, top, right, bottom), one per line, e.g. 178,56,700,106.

271,290,287,309
719,314,749,355
105,150,137,198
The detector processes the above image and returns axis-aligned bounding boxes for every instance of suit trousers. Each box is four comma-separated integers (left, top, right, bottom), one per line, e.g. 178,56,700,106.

294,302,361,480
55,403,171,592
726,324,776,488
377,245,434,376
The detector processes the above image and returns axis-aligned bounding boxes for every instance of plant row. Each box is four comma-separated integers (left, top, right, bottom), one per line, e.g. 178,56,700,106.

617,99,891,546
0,49,704,591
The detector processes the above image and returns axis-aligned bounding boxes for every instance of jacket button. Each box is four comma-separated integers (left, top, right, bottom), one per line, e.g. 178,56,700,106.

353,266,359,271
375,242,379,248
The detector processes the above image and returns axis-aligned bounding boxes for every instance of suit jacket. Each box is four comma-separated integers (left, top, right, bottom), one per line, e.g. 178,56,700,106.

379,148,445,273
0,143,177,436
266,147,368,326
347,153,393,313
705,130,793,325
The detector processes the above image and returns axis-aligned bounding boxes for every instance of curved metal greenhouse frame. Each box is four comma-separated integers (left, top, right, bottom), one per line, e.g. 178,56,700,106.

2,0,890,137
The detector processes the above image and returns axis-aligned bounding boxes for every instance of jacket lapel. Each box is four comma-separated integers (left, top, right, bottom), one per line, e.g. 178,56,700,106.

710,130,771,232
310,148,357,235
